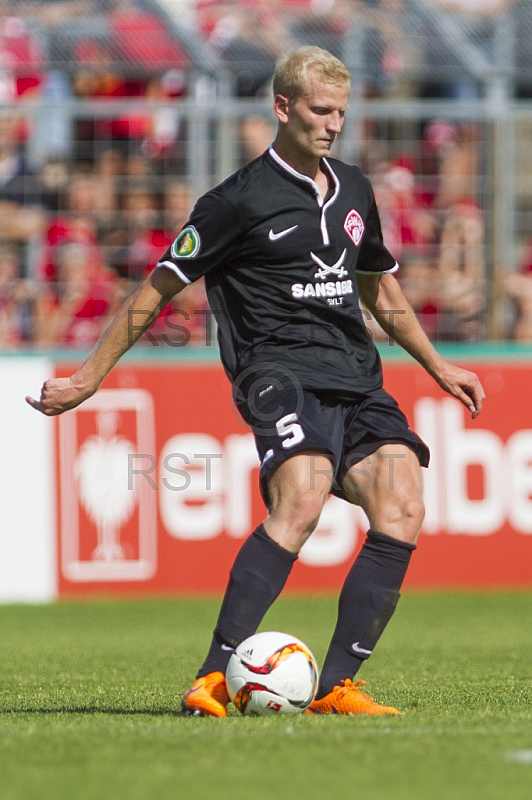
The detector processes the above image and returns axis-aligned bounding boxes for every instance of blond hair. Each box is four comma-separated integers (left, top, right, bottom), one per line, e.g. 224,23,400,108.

273,46,350,101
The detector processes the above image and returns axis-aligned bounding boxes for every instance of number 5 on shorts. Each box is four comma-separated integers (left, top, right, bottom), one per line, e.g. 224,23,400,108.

276,413,305,449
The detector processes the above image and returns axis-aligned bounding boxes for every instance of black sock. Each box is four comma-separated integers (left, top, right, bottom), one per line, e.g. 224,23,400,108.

317,529,415,698
197,524,298,678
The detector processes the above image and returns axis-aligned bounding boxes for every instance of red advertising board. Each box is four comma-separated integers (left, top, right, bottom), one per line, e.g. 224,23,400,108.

55,357,532,595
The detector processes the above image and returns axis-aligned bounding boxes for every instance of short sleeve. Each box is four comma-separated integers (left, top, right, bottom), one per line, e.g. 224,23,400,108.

156,190,241,284
356,194,399,275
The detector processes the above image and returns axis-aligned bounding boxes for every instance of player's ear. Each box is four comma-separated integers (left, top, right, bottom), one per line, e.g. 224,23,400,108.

273,94,290,124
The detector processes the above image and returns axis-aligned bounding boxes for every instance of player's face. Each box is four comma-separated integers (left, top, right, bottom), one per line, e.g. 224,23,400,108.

275,75,349,165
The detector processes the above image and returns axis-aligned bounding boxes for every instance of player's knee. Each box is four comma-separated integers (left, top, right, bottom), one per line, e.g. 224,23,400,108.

292,490,326,534
404,493,425,528
385,491,425,539
269,486,326,539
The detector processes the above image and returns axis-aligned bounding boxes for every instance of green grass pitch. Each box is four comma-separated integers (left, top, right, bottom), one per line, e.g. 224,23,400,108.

0,593,531,800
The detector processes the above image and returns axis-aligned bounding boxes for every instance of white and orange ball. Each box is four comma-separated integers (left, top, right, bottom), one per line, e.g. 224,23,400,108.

226,631,319,716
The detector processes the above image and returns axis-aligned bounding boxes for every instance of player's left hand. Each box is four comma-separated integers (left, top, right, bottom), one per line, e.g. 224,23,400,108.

433,363,485,419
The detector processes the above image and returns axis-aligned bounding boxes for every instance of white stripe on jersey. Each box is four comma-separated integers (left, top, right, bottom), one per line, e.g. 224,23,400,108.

155,260,192,284
355,261,400,275
268,146,340,246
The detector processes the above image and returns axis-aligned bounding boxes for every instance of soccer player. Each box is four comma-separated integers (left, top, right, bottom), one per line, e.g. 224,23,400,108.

27,47,485,716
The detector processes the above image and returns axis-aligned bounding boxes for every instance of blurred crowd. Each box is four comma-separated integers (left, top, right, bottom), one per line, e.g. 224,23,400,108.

0,108,208,349
364,119,488,343
0,0,530,348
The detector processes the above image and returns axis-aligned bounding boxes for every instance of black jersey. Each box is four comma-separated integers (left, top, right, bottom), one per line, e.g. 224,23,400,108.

157,147,398,398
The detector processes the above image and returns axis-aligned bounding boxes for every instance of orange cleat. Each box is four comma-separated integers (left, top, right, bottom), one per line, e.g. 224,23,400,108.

305,679,401,716
181,671,230,717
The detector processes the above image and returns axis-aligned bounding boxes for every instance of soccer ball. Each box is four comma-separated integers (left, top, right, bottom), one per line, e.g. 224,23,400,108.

225,631,319,716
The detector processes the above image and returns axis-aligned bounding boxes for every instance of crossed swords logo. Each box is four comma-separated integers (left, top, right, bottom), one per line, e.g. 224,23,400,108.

311,248,348,280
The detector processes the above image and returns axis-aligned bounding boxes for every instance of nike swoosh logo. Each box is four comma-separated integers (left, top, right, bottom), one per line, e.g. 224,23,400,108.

221,643,235,651
351,642,373,656
269,225,298,241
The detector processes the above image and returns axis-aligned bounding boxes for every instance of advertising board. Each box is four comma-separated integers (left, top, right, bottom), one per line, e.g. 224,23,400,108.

52,357,532,595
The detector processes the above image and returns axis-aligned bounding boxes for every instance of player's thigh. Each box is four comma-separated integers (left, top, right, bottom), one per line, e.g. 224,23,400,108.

264,450,334,551
244,387,341,505
243,387,340,548
342,443,425,543
267,448,335,515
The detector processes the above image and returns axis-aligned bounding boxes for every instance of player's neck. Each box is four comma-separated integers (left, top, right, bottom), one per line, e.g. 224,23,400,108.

271,141,329,199
271,139,320,179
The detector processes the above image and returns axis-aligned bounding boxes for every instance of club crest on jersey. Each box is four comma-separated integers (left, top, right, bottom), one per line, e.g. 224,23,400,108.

171,226,200,258
344,209,365,246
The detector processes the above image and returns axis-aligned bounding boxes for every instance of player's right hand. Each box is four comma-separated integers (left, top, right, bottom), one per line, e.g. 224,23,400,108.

25,377,92,416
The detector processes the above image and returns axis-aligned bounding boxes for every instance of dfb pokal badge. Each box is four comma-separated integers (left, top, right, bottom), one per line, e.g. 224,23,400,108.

58,389,157,582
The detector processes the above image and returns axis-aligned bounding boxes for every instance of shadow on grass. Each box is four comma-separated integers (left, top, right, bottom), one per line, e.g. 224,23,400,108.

1,705,185,716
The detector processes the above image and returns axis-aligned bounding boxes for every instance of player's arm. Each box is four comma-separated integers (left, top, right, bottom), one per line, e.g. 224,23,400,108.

356,271,485,418
26,267,186,416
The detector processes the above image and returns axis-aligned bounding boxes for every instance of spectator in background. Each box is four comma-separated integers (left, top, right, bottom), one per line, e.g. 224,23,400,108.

372,156,438,262
93,147,123,217
238,115,276,164
108,0,189,74
96,147,124,182
367,158,440,341
428,120,482,210
497,241,532,341
39,158,71,213
107,175,207,346
0,244,31,346
518,240,532,280
36,171,108,283
195,0,409,98
0,110,49,261
124,148,153,178
33,242,118,347
431,120,486,340
369,124,486,342
437,262,484,340
72,0,190,157
163,179,193,234
438,197,484,280
395,252,441,340
141,70,188,162
0,7,45,102
417,0,516,100
122,180,170,279
72,38,150,151
348,0,409,95
102,178,170,282
199,0,295,96
280,0,348,59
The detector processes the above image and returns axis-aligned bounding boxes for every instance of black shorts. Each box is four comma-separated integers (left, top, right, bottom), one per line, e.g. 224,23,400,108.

235,377,430,508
